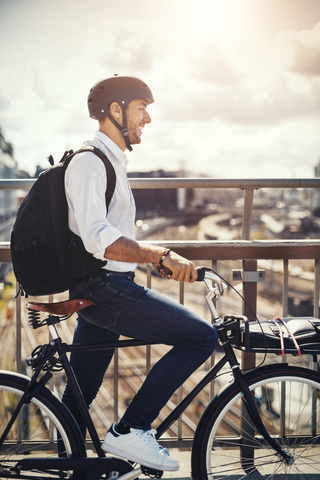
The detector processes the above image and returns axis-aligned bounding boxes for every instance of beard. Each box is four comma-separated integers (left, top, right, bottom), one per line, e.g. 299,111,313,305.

128,126,142,145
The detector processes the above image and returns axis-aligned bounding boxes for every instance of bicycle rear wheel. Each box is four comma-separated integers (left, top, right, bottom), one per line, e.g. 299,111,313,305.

192,364,320,480
0,371,86,479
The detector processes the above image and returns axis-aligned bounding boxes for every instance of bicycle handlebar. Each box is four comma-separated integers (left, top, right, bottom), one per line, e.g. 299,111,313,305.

196,266,227,298
195,266,213,281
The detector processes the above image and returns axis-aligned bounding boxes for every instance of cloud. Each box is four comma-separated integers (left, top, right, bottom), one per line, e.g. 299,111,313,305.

157,69,320,126
152,22,320,127
190,42,242,85
290,40,320,77
101,33,155,73
31,69,65,110
251,0,320,33
1,0,320,178
0,95,9,112
277,23,320,76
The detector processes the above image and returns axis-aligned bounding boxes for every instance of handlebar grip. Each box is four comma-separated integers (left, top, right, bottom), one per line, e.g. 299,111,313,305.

196,266,212,281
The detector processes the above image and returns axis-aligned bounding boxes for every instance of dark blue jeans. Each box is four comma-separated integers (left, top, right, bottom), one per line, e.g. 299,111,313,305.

62,271,217,436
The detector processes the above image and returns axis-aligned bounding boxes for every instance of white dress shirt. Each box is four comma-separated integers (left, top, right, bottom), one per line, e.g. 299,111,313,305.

65,131,138,272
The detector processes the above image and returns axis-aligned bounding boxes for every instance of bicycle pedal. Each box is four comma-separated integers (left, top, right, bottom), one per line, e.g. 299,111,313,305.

141,465,163,478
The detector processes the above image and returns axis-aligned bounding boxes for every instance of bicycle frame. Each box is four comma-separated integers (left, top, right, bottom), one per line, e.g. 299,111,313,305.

1,269,295,478
16,325,230,455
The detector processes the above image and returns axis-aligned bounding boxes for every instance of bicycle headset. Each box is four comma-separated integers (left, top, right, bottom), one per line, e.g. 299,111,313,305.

87,75,154,151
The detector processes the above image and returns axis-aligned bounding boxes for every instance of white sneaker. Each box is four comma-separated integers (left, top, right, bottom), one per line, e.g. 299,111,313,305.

101,423,179,472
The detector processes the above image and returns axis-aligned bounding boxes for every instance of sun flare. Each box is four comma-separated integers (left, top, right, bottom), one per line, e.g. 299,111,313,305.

184,0,244,41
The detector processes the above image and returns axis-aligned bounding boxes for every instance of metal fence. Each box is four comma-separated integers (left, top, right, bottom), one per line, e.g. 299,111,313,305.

1,177,320,446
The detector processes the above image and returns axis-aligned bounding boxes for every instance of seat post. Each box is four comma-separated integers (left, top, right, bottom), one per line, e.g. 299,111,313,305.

48,321,60,340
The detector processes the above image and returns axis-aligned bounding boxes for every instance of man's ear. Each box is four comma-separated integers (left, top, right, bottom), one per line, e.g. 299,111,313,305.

109,101,122,121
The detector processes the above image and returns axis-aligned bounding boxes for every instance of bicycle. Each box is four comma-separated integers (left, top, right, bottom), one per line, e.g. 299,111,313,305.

1,266,320,479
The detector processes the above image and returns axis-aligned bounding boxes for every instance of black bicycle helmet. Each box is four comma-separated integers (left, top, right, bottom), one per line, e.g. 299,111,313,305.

87,75,154,151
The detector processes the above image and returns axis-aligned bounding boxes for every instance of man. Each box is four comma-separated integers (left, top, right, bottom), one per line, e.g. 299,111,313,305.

62,75,217,472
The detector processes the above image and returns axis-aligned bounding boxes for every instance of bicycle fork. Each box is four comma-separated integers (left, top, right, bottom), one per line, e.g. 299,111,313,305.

217,323,294,468
205,269,295,471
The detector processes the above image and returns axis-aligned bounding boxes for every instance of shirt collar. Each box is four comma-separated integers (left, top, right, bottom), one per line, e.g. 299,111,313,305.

93,131,128,167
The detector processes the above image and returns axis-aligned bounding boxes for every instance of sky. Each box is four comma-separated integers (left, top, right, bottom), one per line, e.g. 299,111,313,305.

1,0,320,179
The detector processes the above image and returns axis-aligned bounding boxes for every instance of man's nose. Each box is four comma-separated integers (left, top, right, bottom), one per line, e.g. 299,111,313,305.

144,111,151,123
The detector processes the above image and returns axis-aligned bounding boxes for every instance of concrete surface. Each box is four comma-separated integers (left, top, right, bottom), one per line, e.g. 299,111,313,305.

161,449,192,480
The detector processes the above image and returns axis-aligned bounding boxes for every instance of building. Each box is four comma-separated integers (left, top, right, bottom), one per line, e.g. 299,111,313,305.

0,129,18,223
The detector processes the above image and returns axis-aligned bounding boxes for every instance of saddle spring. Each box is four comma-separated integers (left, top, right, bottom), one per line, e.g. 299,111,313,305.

27,309,71,329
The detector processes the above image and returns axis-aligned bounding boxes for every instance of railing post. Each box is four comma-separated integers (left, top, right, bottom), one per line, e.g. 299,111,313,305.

240,260,258,469
241,188,254,240
15,281,22,374
113,350,119,424
240,187,257,366
314,259,320,318
240,188,257,468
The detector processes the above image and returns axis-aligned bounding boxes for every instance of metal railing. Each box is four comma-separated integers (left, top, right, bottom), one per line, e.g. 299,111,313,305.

1,177,320,446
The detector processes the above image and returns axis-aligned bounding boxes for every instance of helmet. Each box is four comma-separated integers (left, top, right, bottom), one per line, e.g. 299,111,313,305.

87,75,154,120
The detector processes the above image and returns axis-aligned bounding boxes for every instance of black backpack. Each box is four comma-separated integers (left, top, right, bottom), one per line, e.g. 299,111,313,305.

10,146,116,297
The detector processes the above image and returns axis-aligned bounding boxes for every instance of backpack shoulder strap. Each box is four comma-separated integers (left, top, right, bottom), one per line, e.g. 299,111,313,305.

66,146,116,212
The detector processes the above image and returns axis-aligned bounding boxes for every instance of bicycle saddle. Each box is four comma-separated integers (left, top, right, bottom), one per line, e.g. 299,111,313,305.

26,298,95,315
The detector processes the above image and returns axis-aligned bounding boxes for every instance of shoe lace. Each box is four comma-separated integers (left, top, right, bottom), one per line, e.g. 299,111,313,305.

142,429,169,455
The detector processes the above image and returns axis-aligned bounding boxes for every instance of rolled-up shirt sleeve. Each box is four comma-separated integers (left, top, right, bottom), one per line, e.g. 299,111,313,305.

65,153,122,261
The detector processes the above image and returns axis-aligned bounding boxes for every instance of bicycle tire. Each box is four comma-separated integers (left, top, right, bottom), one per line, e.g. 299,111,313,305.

0,371,86,479
191,364,320,480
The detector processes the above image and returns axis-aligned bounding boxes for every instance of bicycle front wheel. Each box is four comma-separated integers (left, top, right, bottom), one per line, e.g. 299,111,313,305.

0,371,86,479
192,364,320,480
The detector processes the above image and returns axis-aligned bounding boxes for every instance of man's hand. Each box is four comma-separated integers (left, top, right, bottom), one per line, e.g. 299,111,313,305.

104,238,197,282
155,250,197,283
